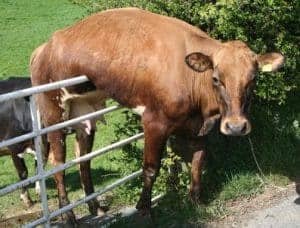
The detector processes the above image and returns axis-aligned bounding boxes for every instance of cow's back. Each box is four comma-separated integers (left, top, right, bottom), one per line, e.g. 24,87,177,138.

0,77,31,94
32,8,214,117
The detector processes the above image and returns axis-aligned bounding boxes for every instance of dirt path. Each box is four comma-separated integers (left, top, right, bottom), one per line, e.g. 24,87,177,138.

239,194,300,227
1,184,299,227
208,184,300,227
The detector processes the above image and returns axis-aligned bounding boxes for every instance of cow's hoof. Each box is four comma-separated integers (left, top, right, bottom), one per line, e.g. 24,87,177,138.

88,200,107,217
62,211,77,226
90,206,106,217
189,190,201,205
97,208,106,217
20,193,34,208
136,201,152,218
135,210,153,227
136,198,151,210
24,198,34,208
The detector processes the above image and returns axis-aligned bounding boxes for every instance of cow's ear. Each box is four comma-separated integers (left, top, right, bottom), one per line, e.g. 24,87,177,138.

257,52,284,72
185,52,213,72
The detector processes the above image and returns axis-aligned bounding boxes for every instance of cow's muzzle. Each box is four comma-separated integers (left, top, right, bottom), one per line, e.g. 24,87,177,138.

220,117,251,136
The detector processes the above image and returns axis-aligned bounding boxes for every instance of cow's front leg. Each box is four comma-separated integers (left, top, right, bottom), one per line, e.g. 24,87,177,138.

11,153,33,207
74,128,105,216
190,148,206,203
48,130,76,223
136,113,170,216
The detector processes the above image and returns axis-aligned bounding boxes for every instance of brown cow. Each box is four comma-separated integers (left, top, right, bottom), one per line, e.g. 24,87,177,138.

30,8,284,222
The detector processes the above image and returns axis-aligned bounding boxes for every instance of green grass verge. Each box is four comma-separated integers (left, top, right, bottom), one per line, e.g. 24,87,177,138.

0,0,299,227
0,0,86,77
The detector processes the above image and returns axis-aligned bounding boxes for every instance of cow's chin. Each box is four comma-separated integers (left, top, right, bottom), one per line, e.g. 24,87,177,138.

220,118,252,136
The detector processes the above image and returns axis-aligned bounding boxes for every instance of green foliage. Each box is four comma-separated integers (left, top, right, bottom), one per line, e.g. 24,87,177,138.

113,109,143,166
72,0,299,104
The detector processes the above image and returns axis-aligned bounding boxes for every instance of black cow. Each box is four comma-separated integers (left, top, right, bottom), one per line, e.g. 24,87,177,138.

0,77,39,207
0,77,100,208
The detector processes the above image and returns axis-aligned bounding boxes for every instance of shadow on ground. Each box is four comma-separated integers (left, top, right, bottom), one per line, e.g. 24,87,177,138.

111,93,300,227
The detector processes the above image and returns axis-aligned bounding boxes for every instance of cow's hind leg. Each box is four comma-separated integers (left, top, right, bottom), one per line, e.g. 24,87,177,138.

31,44,76,223
38,92,76,223
11,153,33,207
48,130,76,223
136,112,171,216
74,128,105,216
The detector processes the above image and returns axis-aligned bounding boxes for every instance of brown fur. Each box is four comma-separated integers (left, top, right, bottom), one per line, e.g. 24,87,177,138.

30,8,284,221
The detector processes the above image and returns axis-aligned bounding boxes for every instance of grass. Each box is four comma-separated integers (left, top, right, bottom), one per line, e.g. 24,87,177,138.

0,0,299,227
0,0,86,76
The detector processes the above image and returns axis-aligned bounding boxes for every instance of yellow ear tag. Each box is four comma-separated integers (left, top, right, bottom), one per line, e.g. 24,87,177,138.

262,64,273,72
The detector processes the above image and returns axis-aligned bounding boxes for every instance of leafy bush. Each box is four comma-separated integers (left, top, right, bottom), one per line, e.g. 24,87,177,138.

72,0,299,104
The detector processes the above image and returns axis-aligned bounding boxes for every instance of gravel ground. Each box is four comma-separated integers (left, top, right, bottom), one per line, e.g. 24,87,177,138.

208,184,300,228
240,194,300,228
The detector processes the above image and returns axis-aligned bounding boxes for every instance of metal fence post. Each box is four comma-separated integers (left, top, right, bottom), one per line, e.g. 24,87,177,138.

0,76,152,226
29,95,50,228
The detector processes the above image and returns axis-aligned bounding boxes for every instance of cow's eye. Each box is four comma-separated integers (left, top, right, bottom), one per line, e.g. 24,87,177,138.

212,76,219,84
213,76,222,87
212,76,225,87
212,67,220,86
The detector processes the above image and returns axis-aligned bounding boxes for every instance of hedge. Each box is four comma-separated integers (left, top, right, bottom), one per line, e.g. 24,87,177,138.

72,0,299,104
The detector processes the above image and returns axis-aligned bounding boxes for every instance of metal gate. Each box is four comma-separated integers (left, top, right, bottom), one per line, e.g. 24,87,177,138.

0,76,146,227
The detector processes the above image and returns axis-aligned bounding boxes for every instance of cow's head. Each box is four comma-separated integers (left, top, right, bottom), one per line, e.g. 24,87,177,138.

185,41,284,136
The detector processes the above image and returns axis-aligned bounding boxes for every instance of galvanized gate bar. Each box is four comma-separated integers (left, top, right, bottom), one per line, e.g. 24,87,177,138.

0,173,38,196
0,105,121,149
91,194,164,227
0,76,150,226
0,75,89,102
50,169,143,218
26,169,143,228
29,170,143,227
30,96,50,228
0,133,144,196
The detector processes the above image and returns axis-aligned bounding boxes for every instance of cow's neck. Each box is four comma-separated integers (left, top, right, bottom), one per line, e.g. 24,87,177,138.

188,71,219,116
185,33,221,116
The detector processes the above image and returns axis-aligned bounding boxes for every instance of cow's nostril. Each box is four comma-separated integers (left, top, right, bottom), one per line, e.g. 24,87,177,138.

225,122,231,131
241,121,247,134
